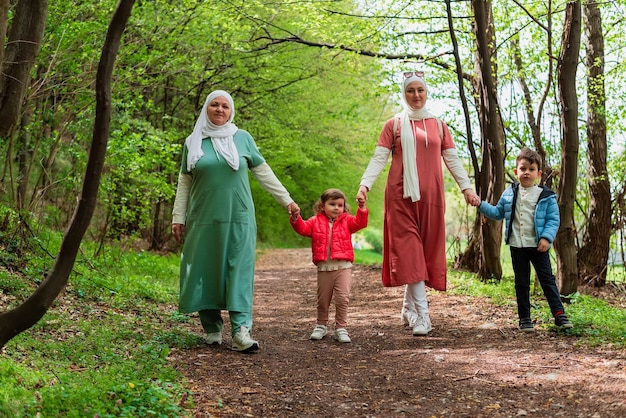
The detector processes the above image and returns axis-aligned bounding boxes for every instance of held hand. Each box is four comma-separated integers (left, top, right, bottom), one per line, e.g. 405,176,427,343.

463,189,481,207
172,223,185,243
288,202,300,219
356,185,368,206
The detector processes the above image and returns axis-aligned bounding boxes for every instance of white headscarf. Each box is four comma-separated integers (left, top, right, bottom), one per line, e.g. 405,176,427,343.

185,90,239,171
395,74,437,202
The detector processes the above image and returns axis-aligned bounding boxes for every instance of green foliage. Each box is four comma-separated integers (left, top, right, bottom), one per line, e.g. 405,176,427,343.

361,227,383,254
98,115,179,238
3,0,392,250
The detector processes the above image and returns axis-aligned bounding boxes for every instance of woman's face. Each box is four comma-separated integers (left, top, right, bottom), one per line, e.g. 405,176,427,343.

404,81,427,110
206,96,232,126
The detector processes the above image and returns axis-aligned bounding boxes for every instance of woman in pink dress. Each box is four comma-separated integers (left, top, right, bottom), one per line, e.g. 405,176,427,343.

356,72,479,336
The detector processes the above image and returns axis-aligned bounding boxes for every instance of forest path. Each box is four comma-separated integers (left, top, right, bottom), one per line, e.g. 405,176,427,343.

170,248,626,417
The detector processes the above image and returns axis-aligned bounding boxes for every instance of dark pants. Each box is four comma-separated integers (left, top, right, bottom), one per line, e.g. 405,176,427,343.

510,247,565,320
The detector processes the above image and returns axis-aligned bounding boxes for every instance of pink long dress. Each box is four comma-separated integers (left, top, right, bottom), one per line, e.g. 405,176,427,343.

378,117,456,291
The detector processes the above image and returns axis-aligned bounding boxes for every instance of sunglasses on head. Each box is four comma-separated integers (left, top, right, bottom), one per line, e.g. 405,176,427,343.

403,71,424,78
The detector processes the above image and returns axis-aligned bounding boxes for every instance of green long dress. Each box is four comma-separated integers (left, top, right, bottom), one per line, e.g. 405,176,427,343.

178,129,264,315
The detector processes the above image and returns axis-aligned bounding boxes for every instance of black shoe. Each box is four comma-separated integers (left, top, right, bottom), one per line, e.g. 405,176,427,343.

519,318,534,332
555,314,573,329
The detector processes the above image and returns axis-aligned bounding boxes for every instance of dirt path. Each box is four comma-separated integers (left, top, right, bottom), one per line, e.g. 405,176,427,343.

170,249,626,417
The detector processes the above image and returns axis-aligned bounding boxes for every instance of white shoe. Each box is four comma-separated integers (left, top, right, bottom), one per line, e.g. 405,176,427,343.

412,314,432,336
333,328,351,343
205,331,222,345
401,308,418,327
309,325,328,340
231,326,259,352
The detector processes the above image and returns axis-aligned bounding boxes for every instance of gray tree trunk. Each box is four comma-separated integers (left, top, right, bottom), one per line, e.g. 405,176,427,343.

554,2,581,297
578,1,611,287
471,0,506,281
0,0,48,138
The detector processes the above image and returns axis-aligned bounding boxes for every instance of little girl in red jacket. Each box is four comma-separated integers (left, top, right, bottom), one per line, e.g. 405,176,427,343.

290,188,368,343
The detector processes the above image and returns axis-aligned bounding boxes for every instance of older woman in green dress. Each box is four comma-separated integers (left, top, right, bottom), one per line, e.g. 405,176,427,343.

172,90,299,352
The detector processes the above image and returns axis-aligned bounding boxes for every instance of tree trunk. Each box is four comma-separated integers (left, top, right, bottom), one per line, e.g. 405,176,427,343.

0,0,136,349
16,107,33,211
150,199,163,250
445,0,481,272
0,0,48,138
554,2,581,297
470,0,506,281
0,0,9,71
578,1,611,287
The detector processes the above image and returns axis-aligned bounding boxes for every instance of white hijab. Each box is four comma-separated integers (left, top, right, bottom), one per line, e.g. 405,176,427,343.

185,90,239,171
395,74,437,202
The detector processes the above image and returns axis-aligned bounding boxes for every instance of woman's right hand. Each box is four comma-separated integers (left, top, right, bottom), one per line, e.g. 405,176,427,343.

172,223,185,243
356,185,368,206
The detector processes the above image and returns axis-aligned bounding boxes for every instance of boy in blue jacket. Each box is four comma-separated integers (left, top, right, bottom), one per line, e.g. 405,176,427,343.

475,148,573,332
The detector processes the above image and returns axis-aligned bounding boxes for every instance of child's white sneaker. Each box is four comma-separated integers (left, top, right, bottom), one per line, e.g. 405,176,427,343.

333,328,351,343
231,326,259,352
309,325,328,340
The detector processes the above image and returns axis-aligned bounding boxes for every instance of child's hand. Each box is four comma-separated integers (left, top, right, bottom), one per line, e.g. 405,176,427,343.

537,238,550,252
357,198,366,209
287,202,300,219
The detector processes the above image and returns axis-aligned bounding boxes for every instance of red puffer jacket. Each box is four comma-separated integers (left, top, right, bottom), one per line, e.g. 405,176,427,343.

290,207,368,265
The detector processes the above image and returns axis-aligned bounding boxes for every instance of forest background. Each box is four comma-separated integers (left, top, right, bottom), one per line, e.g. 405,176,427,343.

0,0,625,414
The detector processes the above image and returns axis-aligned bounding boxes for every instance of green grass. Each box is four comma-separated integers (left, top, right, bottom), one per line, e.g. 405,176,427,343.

1,234,625,416
354,248,383,265
0,238,198,417
448,270,626,347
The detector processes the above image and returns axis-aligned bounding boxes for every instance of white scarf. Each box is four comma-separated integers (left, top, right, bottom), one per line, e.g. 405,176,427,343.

398,75,436,202
185,90,239,171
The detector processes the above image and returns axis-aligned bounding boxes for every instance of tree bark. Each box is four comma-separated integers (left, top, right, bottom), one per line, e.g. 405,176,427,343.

577,1,611,287
554,1,581,297
0,0,136,349
469,0,506,281
445,0,481,272
0,0,9,68
0,0,48,138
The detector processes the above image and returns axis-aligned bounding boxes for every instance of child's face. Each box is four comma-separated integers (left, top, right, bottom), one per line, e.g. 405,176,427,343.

514,158,542,188
323,198,345,220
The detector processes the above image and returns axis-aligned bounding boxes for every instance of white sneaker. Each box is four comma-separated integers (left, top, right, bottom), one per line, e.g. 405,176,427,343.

333,328,351,343
309,325,328,340
412,314,432,336
205,331,222,345
401,308,418,327
231,326,259,352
